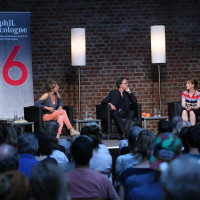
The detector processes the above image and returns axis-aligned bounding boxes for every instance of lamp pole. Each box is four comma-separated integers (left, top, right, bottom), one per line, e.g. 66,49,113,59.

78,66,81,119
158,64,161,112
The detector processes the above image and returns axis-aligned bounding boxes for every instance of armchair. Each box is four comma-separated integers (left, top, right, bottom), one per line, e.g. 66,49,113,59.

168,101,200,125
96,103,142,136
24,106,73,134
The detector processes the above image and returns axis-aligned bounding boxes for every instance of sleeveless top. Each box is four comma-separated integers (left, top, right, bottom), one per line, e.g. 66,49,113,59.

34,92,64,115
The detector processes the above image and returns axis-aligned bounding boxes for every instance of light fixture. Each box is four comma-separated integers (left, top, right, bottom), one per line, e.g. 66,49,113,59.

151,25,166,114
71,28,86,119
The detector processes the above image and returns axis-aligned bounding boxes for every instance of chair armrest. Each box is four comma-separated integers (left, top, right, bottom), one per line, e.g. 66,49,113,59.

168,101,183,121
130,103,142,127
63,106,73,125
136,103,142,126
24,106,43,132
96,104,111,134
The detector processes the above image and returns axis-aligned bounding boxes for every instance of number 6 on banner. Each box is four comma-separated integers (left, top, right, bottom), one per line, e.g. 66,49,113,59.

3,45,28,86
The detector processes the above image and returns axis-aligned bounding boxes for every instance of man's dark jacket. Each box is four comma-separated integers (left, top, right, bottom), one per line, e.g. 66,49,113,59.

101,90,137,111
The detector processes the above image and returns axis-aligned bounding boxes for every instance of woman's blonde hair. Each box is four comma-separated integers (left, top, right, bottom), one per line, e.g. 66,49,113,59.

46,79,58,92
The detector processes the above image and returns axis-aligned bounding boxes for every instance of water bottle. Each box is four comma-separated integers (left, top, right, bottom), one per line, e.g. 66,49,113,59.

84,107,89,120
14,112,18,121
154,107,157,117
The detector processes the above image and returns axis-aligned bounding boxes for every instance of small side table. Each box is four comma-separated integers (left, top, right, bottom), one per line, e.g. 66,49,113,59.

73,119,101,131
12,121,34,132
142,116,169,129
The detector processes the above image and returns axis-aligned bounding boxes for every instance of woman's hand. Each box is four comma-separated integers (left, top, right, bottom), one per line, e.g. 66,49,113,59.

45,106,54,112
186,105,192,112
108,103,116,110
58,106,63,110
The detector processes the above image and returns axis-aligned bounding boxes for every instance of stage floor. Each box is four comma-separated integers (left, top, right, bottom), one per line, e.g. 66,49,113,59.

60,135,119,149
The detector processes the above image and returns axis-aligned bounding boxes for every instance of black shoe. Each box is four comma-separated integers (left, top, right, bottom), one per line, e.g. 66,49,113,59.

117,133,126,140
122,132,127,139
117,134,123,140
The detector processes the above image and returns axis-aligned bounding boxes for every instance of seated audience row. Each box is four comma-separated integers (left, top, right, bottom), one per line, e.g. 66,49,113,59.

1,116,200,200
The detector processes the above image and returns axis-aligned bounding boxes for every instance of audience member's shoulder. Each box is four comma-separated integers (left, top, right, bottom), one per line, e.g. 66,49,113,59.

117,153,134,161
98,144,110,154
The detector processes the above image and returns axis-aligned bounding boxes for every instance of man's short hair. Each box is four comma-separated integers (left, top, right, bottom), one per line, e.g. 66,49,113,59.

116,77,125,88
161,156,200,200
71,135,93,166
17,133,38,155
0,143,19,173
158,120,172,134
80,123,102,149
44,121,60,135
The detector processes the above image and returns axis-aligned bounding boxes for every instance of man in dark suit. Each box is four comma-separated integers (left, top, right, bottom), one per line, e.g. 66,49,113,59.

102,77,137,137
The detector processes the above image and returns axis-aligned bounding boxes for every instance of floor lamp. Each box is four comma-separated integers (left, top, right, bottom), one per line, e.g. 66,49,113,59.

151,25,166,114
71,28,86,119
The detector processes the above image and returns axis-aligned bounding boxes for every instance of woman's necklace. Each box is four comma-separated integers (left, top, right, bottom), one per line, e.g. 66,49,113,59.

189,90,195,98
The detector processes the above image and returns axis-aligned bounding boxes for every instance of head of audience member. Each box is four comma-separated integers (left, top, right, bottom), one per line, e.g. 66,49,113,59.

0,170,30,200
30,162,70,200
170,115,183,134
70,135,93,168
17,133,38,155
44,121,60,136
80,122,102,149
158,120,172,135
134,129,156,159
161,156,200,200
149,132,182,173
40,126,59,150
176,120,191,135
128,125,143,153
34,130,53,157
0,124,18,146
179,125,200,153
0,143,19,173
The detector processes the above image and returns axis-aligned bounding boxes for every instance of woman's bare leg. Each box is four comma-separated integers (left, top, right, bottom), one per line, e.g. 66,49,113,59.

189,111,196,125
182,110,188,121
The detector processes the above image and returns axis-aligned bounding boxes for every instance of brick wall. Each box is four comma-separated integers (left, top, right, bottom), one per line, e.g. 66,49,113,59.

1,0,200,133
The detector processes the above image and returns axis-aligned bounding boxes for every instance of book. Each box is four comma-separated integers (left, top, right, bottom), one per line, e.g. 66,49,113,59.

185,102,197,107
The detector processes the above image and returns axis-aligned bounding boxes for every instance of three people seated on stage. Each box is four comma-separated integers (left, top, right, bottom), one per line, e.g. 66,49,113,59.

102,77,137,138
34,79,79,138
182,78,200,125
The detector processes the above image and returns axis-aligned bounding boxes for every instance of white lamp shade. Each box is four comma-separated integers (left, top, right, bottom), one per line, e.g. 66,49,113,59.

151,25,166,64
71,28,86,66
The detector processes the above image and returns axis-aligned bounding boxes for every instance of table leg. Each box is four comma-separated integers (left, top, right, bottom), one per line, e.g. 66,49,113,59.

32,124,34,132
144,119,147,129
76,122,79,131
